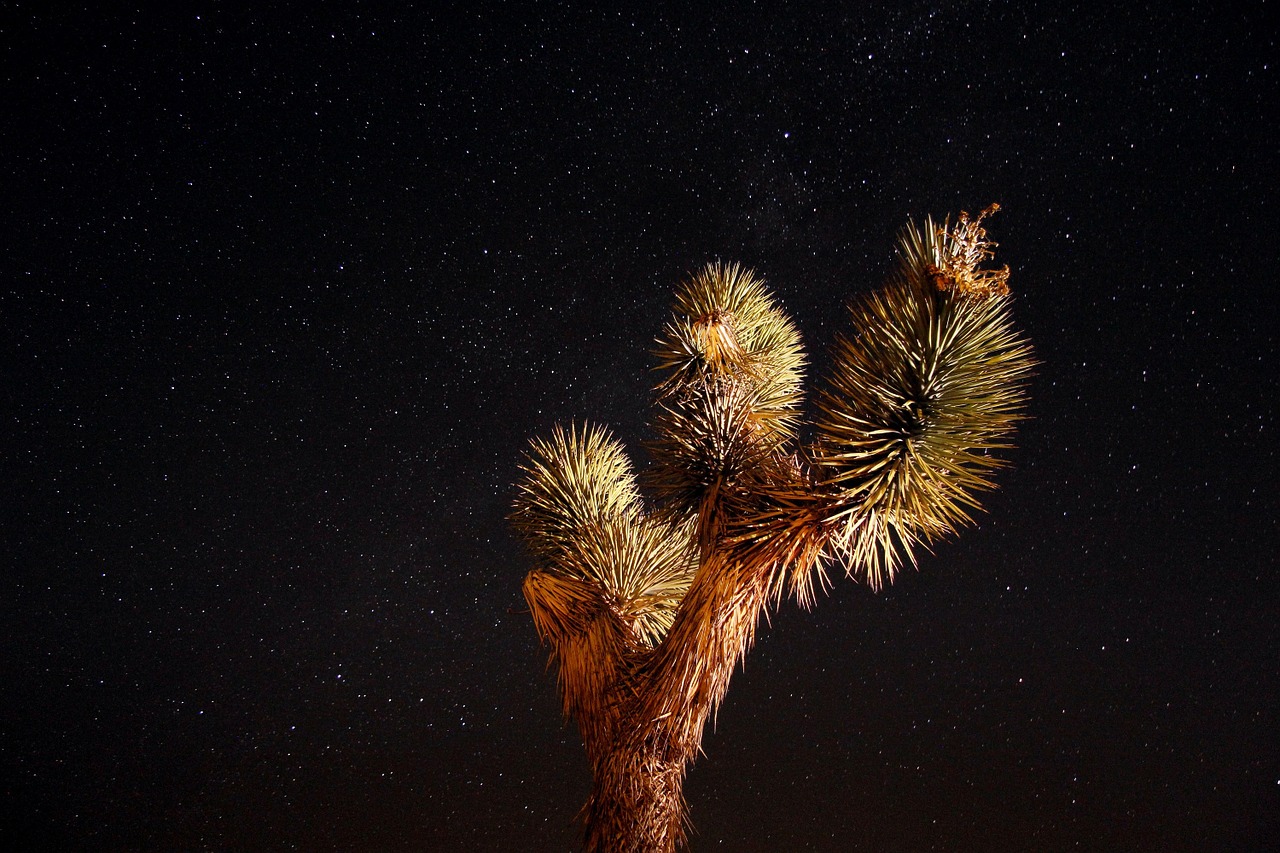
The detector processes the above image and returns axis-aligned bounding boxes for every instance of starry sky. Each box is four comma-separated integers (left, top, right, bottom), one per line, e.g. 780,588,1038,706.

2,2,1276,851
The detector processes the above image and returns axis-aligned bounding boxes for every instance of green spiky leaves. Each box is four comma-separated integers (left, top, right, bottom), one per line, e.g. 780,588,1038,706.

512,424,697,650
813,207,1035,588
511,423,642,561
648,263,806,530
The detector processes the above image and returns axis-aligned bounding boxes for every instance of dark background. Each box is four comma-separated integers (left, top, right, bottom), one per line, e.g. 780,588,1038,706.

2,2,1275,850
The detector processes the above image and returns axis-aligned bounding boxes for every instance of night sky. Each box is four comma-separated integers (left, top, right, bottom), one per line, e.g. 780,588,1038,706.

2,2,1276,851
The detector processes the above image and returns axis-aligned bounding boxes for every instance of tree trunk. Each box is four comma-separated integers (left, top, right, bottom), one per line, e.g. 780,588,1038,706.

583,750,687,853
578,549,778,851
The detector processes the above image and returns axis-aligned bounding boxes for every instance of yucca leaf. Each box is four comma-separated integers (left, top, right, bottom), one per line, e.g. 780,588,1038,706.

511,422,642,563
813,206,1035,588
649,263,806,525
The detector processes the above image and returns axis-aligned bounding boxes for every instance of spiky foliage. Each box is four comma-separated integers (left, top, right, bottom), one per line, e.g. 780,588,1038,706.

648,262,806,544
511,210,1033,852
511,423,641,560
512,424,698,762
813,205,1035,588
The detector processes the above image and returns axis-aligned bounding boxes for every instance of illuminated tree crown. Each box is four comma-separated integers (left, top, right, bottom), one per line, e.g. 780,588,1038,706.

511,206,1035,852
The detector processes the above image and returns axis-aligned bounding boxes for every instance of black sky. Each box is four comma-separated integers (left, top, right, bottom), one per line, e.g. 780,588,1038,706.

2,2,1276,850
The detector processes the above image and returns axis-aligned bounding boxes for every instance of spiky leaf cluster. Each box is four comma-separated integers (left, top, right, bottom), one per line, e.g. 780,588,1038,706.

813,207,1035,588
511,424,697,654
511,423,641,560
648,263,806,526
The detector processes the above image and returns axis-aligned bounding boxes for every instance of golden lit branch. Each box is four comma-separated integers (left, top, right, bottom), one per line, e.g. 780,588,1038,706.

813,207,1035,588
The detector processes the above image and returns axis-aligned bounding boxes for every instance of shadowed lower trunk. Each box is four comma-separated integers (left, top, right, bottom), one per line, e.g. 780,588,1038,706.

583,752,687,853
577,548,780,851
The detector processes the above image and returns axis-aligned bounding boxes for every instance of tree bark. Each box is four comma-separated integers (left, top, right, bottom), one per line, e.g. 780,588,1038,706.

578,548,778,851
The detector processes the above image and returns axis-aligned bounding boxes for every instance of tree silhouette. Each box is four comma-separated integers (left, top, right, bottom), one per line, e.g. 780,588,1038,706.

511,206,1034,851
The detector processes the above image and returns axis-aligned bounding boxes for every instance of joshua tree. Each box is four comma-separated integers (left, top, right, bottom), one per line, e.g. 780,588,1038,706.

510,206,1034,851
